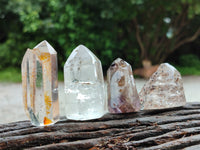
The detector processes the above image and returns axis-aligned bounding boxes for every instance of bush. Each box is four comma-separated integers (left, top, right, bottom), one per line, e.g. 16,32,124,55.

176,66,200,76
179,54,200,68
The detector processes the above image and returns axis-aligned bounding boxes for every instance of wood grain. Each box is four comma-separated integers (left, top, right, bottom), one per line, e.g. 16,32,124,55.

1,102,200,150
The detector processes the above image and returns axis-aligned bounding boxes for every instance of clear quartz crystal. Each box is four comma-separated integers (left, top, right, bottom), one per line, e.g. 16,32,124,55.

64,45,106,120
107,58,140,113
21,40,59,126
139,63,186,110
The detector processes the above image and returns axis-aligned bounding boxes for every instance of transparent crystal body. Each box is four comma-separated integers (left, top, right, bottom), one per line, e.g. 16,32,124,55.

64,45,106,120
21,41,59,126
139,63,186,110
107,58,140,113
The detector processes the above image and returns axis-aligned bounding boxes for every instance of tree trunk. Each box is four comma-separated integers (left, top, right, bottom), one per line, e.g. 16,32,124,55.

1,103,200,149
142,59,152,68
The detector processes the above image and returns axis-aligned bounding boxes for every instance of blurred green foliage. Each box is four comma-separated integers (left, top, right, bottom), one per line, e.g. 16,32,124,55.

0,0,200,74
176,66,200,75
179,54,200,69
0,68,21,82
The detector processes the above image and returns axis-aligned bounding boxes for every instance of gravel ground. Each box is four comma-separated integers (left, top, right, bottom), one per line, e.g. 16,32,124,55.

0,76,199,124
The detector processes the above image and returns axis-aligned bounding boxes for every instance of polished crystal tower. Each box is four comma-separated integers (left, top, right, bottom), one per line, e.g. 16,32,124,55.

139,63,186,110
64,45,106,120
21,41,59,126
107,58,140,113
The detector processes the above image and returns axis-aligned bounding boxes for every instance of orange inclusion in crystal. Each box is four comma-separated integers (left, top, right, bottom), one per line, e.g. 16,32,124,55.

30,94,34,108
24,92,27,108
38,52,51,80
44,117,52,125
44,93,52,115
38,53,50,61
22,74,28,110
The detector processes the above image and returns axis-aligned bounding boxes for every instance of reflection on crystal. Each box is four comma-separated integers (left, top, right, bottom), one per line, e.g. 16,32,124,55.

64,45,106,120
139,63,186,110
107,58,140,113
21,40,59,126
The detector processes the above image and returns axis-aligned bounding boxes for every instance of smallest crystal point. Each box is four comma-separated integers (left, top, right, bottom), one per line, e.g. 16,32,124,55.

139,63,186,110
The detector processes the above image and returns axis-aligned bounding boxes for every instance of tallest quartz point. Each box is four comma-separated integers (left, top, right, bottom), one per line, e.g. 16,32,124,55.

22,40,59,126
64,45,106,120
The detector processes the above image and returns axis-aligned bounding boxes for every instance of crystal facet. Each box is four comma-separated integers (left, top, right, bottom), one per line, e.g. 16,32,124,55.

139,63,186,110
64,45,106,120
107,58,140,113
22,40,59,126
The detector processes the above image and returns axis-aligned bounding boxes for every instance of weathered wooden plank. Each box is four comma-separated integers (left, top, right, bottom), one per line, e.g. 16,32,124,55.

183,144,200,150
27,137,108,150
123,126,200,148
144,134,200,150
0,102,200,150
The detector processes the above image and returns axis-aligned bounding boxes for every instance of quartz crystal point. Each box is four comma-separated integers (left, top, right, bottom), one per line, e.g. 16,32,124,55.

21,41,59,126
139,63,186,110
107,58,140,113
64,45,106,120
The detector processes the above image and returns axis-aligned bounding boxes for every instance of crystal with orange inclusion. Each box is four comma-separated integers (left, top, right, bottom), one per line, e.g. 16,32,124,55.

44,92,52,115
44,117,53,125
21,40,59,126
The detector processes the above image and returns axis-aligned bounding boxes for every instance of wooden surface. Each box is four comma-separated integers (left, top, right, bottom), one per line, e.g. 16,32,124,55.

1,102,200,150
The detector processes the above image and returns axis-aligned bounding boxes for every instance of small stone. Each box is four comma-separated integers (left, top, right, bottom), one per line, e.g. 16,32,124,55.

21,40,59,126
139,63,186,110
107,58,140,113
64,45,106,120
